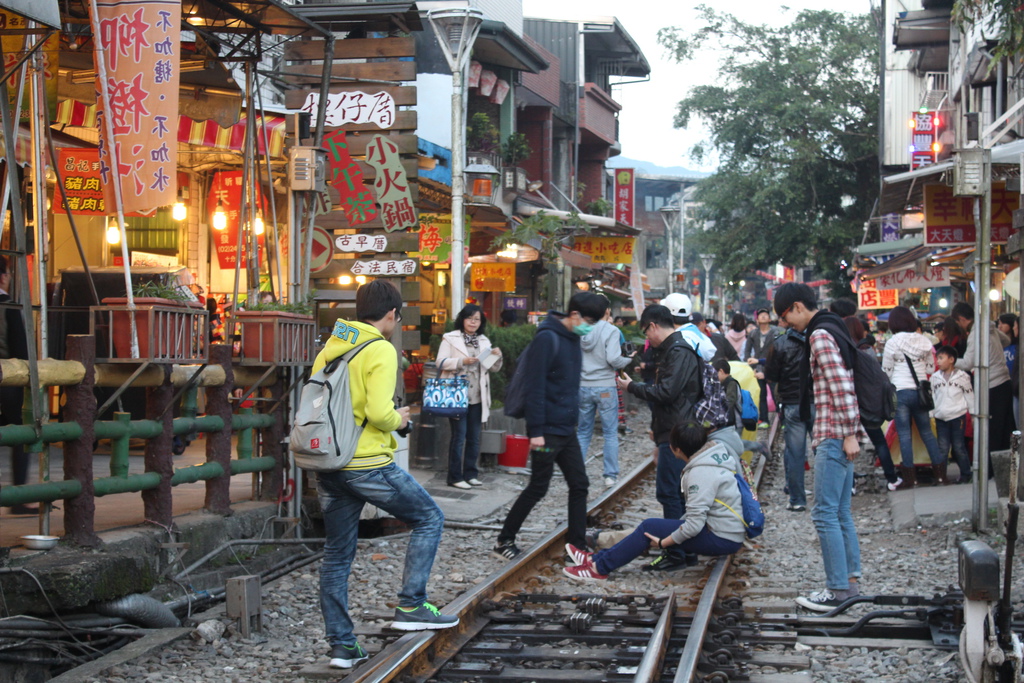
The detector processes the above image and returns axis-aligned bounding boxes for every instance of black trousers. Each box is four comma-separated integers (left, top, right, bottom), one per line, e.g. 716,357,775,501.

498,432,590,549
989,380,1015,453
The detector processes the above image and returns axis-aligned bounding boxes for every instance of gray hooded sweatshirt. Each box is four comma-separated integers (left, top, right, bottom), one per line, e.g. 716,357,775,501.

669,441,748,545
580,319,632,387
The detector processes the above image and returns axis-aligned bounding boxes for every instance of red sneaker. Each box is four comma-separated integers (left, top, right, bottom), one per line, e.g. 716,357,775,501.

565,543,592,567
562,559,608,582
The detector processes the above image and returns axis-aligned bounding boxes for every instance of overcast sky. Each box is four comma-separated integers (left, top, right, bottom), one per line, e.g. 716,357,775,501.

521,0,877,172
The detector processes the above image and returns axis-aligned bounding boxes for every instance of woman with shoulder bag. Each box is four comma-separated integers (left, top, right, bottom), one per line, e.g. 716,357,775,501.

436,304,503,489
881,306,945,487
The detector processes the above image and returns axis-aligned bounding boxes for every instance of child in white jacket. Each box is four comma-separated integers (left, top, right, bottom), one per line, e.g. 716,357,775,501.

932,345,975,484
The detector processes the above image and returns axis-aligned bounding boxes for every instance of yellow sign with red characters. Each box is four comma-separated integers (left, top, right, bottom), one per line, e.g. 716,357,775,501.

470,263,515,292
574,237,635,264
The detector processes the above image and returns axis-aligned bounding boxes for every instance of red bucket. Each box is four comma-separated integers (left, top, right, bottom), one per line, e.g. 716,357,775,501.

498,434,530,468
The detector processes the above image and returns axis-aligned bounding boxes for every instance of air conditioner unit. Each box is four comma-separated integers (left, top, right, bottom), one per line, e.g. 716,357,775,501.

288,146,326,191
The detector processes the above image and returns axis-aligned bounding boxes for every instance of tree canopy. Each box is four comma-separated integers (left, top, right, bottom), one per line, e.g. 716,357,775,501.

658,7,879,290
953,0,1023,66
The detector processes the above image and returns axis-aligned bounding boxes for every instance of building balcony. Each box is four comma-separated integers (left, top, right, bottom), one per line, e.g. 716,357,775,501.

579,83,621,147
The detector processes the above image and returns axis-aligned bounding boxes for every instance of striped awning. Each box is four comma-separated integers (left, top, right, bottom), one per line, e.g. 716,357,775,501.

54,99,287,157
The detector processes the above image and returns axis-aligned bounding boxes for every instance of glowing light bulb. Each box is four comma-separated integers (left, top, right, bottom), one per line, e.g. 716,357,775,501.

355,275,367,284
212,201,227,231
254,215,265,236
989,288,1001,301
939,297,948,308
172,202,187,221
339,275,352,285
106,220,121,245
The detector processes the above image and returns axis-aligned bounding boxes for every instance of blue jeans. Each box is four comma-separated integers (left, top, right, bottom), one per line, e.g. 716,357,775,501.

593,519,742,575
577,386,620,479
655,442,688,562
864,425,898,483
781,403,814,506
317,463,444,646
894,389,942,466
811,439,862,592
936,415,970,478
447,402,482,484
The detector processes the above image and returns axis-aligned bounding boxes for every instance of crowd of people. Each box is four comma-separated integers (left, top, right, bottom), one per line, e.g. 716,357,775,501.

305,279,1014,669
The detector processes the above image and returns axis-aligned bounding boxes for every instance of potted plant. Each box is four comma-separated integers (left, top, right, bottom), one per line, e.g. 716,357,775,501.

234,293,316,365
96,281,207,362
500,133,531,199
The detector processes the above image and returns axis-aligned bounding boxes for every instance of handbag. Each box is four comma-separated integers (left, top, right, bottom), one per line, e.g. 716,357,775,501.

903,353,935,412
422,359,469,418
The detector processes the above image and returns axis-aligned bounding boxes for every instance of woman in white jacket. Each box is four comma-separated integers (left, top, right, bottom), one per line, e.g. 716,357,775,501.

436,305,503,489
881,306,944,487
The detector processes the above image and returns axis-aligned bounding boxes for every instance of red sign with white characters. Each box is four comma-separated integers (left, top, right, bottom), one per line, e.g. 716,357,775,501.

207,171,266,270
614,168,634,226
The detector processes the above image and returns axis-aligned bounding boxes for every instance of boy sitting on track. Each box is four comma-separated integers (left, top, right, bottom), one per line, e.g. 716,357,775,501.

562,422,747,581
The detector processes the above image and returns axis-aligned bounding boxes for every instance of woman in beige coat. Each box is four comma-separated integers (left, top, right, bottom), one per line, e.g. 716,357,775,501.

437,304,503,488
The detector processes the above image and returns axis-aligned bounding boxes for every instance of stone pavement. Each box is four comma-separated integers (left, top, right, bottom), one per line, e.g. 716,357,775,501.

888,471,1000,530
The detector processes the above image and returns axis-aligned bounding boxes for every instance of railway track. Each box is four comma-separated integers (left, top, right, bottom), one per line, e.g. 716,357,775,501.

301,421,995,682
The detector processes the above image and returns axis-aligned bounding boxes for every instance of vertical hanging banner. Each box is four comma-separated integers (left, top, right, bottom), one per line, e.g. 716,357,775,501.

323,129,378,227
207,171,266,270
614,168,635,227
418,214,452,263
92,0,180,214
365,134,417,232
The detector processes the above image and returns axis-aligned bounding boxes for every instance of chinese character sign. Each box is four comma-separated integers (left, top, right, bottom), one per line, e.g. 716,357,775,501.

470,263,515,292
1,11,58,121
875,266,950,290
503,296,527,310
614,168,634,226
335,234,388,253
365,135,416,232
574,236,635,264
55,148,106,215
323,130,377,227
348,259,418,276
418,214,452,263
302,91,396,129
857,279,899,310
924,183,1020,245
91,0,180,214
910,111,940,170
881,213,900,242
206,171,266,270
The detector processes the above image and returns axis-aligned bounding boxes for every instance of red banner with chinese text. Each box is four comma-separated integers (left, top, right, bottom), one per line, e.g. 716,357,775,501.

857,279,898,310
614,168,634,226
923,183,1020,245
91,0,180,214
323,129,377,227
55,148,105,215
207,171,266,270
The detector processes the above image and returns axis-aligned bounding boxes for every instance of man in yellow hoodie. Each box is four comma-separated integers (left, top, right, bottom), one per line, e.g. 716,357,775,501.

312,280,457,670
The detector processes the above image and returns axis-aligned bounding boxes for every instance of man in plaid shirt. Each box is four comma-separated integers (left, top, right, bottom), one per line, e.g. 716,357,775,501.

774,283,864,612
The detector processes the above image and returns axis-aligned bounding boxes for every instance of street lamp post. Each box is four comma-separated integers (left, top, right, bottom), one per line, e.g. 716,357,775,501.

659,204,680,293
429,8,484,317
700,253,715,317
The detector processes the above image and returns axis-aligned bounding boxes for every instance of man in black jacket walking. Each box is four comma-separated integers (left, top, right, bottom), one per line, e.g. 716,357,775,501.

764,319,811,511
616,305,701,571
494,292,605,560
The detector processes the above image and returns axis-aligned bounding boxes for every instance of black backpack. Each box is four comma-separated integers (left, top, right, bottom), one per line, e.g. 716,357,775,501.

809,315,896,428
504,330,559,419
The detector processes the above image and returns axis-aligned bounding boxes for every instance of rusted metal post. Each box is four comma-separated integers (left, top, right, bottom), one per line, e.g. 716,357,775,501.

141,365,174,528
258,376,285,501
205,344,234,514
61,335,100,547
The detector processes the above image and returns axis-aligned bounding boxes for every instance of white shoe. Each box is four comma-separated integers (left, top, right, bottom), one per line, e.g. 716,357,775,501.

886,477,903,492
467,478,484,486
449,481,471,489
603,476,616,487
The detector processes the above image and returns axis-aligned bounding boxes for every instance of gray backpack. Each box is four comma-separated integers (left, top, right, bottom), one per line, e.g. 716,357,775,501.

290,339,381,471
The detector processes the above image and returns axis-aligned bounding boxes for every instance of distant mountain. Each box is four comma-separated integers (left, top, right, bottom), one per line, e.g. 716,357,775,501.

607,156,712,178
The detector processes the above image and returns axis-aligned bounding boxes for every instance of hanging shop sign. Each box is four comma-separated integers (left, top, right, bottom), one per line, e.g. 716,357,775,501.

881,213,900,242
614,168,635,227
503,296,528,310
574,236,635,264
874,266,950,290
92,0,181,214
857,279,898,310
1,11,58,120
924,183,1020,245
55,148,105,215
335,233,387,253
471,263,515,292
346,259,418,277
301,91,396,128
207,170,266,270
310,227,333,274
418,214,452,264
323,129,378,227
365,134,417,232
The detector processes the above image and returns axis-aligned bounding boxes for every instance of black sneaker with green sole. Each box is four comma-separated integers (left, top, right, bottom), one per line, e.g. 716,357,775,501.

391,602,460,631
330,642,368,669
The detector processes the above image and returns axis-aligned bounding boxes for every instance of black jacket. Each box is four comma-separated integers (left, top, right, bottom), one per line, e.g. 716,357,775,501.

764,328,806,405
627,331,701,443
709,332,739,364
524,313,582,438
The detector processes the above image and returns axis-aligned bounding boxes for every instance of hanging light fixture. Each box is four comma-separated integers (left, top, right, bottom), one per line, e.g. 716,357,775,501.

212,200,227,230
105,218,121,245
355,275,367,285
253,214,265,236
496,243,520,259
172,200,187,221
